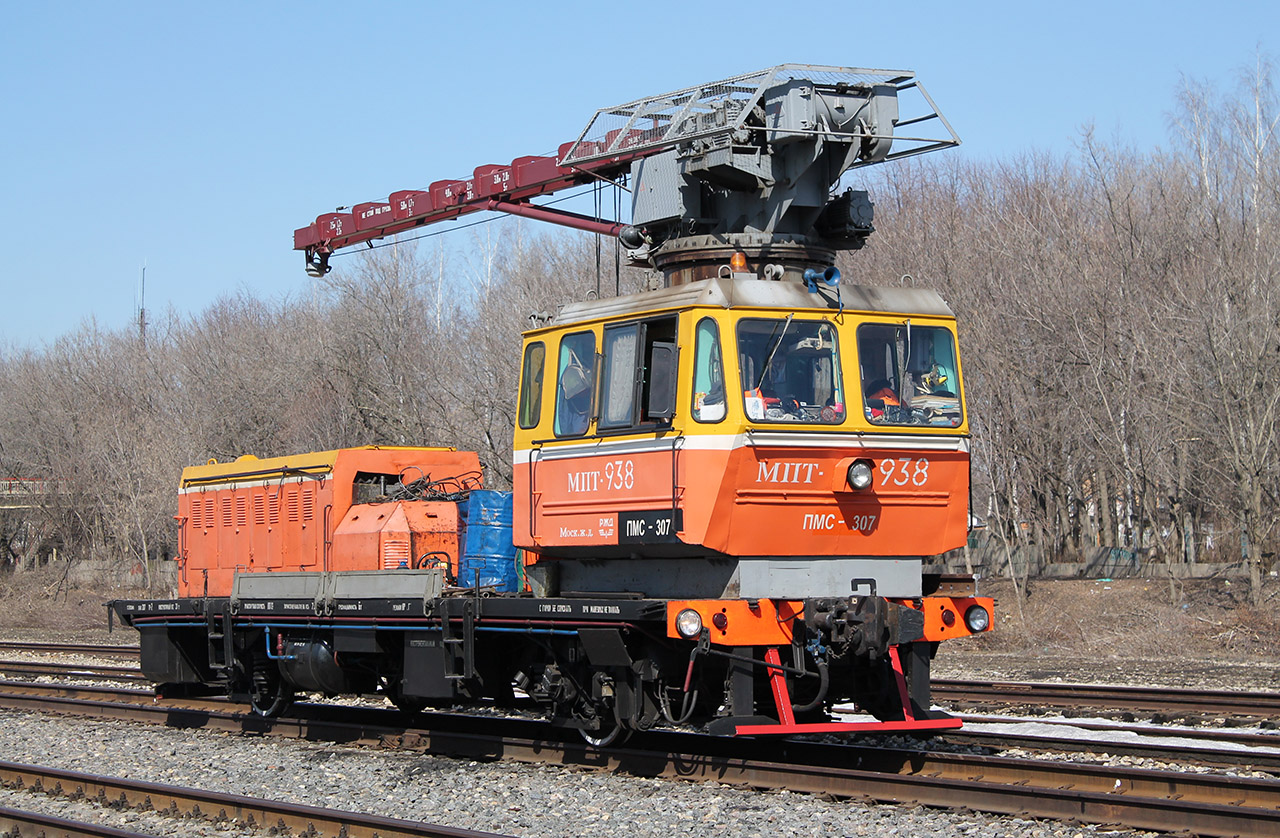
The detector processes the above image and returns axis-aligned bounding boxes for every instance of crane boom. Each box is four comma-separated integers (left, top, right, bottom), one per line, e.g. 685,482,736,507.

294,64,959,278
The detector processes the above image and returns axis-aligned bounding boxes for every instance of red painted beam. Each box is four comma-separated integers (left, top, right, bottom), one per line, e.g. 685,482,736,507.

353,202,393,232
483,200,629,238
734,717,963,736
293,143,651,255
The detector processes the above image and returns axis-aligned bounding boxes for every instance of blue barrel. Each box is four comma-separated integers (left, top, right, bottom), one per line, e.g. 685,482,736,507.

457,490,517,591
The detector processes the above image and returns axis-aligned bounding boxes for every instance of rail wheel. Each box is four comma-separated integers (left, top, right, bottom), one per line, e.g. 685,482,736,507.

576,674,631,747
249,661,294,717
384,677,427,716
578,712,630,748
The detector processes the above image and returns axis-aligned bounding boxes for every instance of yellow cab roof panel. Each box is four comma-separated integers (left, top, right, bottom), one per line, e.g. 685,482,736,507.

542,277,954,332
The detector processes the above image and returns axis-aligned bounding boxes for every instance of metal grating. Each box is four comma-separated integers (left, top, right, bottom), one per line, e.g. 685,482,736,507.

382,538,410,570
560,63,957,170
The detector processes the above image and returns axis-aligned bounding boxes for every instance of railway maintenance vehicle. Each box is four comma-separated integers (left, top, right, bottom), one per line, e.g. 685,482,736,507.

111,65,993,743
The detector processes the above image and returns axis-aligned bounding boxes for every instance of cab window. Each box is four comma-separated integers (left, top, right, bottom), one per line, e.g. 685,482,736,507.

598,316,678,431
518,342,545,429
736,318,844,424
857,323,962,427
691,318,726,423
554,331,595,437
599,325,640,429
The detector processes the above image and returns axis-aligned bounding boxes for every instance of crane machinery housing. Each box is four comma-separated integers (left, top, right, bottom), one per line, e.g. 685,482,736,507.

110,65,992,742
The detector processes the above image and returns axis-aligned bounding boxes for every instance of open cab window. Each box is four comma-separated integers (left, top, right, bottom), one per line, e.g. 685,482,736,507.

599,316,678,431
858,322,962,427
518,342,545,429
737,318,845,424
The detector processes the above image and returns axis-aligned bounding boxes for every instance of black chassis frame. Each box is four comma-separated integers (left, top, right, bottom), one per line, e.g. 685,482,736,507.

108,590,936,729
111,593,672,724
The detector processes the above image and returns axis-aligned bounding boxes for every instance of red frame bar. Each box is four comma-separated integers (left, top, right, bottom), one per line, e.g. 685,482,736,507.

483,200,627,238
734,717,963,736
763,648,795,726
733,644,961,737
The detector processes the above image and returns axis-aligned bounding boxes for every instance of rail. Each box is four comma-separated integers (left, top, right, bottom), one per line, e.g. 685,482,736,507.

0,760,514,838
1,679,1279,837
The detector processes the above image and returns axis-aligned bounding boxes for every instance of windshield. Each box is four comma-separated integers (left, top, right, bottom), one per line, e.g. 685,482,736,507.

858,323,962,427
736,318,845,424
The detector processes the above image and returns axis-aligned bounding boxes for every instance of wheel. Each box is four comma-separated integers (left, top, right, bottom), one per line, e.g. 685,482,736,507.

249,666,294,717
578,716,630,748
385,678,428,716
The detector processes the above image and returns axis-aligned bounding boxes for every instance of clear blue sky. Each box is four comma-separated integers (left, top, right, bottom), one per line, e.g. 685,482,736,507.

1,1,1273,347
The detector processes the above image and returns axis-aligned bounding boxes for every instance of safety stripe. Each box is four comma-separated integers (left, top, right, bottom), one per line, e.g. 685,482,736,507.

513,431,969,464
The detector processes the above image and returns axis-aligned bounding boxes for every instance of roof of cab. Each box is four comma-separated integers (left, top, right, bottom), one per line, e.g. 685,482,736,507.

544,277,954,331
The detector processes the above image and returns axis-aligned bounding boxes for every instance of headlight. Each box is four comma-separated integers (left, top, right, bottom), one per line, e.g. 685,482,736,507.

675,608,703,639
964,605,991,632
847,460,874,490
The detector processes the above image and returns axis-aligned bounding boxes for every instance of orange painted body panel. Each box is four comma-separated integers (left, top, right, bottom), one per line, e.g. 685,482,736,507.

667,596,993,646
516,446,683,549
711,444,967,557
513,441,967,558
667,599,802,647
176,447,480,597
330,501,463,575
402,502,466,576
896,596,995,642
178,477,327,597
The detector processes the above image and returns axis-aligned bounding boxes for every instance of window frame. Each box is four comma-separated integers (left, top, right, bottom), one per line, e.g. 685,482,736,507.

691,317,727,424
517,341,546,430
598,323,643,431
593,314,679,434
856,321,963,428
735,316,846,426
553,330,597,438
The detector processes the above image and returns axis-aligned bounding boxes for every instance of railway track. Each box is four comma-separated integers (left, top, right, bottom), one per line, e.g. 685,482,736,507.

2,679,1279,837
15,641,1280,719
0,658,145,682
14,641,1280,712
0,759,514,838
940,715,1280,770
12,669,1268,773
9,641,1280,765
0,804,158,838
0,641,138,659
935,678,1280,717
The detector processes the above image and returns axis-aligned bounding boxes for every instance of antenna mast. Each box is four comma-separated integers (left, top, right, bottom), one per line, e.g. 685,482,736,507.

138,262,147,347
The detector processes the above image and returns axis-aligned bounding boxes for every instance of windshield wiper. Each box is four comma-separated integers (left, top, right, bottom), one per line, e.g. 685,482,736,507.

755,314,794,391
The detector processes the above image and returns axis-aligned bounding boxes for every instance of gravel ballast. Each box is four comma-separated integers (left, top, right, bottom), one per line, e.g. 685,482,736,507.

0,710,1161,838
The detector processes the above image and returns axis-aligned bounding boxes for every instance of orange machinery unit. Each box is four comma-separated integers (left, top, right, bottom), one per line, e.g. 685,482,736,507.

176,446,482,597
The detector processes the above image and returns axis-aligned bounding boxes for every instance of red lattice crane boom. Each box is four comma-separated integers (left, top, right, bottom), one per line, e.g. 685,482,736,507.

292,64,959,278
